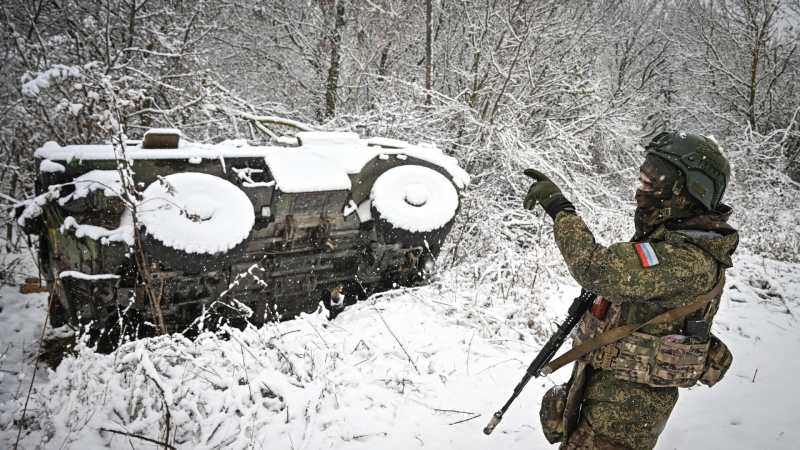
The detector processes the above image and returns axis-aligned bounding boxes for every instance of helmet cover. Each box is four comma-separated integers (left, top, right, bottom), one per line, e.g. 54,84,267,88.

644,131,730,211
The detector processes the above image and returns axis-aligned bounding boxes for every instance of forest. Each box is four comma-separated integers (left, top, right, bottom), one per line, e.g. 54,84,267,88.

2,0,798,268
0,1,799,449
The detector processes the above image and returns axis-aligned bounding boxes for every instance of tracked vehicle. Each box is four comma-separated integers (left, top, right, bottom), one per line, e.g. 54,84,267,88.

18,130,469,334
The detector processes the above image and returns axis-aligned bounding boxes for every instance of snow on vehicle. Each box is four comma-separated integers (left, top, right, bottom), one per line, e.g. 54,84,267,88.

18,130,469,334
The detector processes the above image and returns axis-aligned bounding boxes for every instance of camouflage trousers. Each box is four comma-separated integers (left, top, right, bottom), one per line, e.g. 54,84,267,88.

563,419,634,450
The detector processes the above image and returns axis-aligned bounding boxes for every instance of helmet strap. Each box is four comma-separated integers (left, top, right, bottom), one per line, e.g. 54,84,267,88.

659,175,707,219
660,176,686,218
661,175,684,217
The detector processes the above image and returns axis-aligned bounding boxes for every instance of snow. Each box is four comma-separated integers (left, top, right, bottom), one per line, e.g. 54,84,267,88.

16,186,62,227
33,132,471,190
39,159,65,172
296,131,359,146
20,64,81,97
343,200,358,216
276,136,299,146
58,170,123,206
357,199,373,222
2,252,796,449
371,165,459,232
8,134,798,450
40,141,62,151
218,155,226,173
366,137,412,149
4,285,564,450
67,102,82,116
403,183,429,206
61,212,135,246
0,231,799,450
658,256,800,449
0,285,54,432
58,271,120,280
144,128,182,136
264,152,352,193
232,167,275,188
137,173,255,254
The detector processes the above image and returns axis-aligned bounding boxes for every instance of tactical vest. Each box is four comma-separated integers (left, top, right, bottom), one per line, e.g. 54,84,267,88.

570,279,732,388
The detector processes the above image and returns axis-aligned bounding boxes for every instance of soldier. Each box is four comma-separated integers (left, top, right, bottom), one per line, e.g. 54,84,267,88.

524,131,737,450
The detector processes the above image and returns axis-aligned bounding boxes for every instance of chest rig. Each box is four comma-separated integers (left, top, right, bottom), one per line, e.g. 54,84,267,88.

568,274,728,389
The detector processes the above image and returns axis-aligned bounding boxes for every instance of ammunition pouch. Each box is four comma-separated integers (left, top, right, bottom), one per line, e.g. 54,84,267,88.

699,333,733,387
579,321,734,389
539,383,568,444
572,310,604,348
573,297,732,389
590,332,709,388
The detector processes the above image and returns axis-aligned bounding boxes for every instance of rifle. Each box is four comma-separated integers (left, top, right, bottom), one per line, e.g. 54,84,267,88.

483,289,597,435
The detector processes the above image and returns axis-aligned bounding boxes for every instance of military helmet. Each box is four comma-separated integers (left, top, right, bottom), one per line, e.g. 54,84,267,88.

644,130,730,211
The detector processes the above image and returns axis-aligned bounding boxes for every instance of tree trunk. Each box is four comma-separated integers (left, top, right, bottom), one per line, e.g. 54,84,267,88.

6,173,17,248
325,1,346,120
425,0,432,104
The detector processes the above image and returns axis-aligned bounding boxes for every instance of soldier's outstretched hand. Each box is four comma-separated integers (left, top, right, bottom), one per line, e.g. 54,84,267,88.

523,169,575,219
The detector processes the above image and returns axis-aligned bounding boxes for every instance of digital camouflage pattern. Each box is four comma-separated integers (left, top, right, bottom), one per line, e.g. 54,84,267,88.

563,419,635,450
551,209,739,450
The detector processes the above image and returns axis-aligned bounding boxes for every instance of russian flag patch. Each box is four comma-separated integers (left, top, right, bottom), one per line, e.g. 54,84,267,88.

633,242,660,267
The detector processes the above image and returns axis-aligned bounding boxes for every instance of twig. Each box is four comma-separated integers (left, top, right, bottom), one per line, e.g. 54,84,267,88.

353,358,370,367
767,321,787,331
141,364,172,449
477,358,524,375
14,282,57,450
448,414,481,425
355,277,420,374
99,429,177,450
434,408,476,415
466,332,474,375
186,370,224,390
487,338,537,348
351,339,370,353
0,342,12,362
180,259,266,334
752,367,758,383
226,330,267,369
240,344,253,401
302,318,330,349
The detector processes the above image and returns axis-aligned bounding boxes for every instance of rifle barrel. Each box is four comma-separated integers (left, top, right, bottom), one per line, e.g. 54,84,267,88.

483,290,594,436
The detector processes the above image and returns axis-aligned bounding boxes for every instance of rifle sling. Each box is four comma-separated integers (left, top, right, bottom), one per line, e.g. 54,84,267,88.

541,271,726,375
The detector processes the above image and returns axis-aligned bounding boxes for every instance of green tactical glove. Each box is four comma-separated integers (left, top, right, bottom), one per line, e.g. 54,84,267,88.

523,169,575,219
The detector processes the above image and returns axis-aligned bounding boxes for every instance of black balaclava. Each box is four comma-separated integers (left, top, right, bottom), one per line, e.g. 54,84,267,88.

634,154,703,239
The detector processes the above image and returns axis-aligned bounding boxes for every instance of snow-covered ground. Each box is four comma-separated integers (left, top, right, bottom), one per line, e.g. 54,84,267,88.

0,250,798,449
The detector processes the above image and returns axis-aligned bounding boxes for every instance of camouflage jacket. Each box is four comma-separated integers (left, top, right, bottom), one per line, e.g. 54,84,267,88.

552,209,738,450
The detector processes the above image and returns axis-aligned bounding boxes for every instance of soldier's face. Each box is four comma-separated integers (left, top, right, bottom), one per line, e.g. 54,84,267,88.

638,171,657,192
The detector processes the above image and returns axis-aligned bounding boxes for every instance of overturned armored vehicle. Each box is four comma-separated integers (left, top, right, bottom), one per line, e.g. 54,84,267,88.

19,130,469,335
